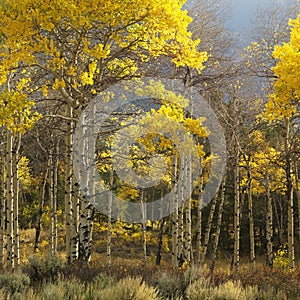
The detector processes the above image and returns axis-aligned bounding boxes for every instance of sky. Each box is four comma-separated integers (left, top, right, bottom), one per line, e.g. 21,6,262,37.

226,0,284,32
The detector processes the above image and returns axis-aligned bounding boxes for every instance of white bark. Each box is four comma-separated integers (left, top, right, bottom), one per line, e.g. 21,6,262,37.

65,105,74,263
6,131,14,270
233,151,240,270
13,132,21,267
171,157,179,267
183,157,192,264
0,145,6,267
246,159,255,267
141,191,147,266
284,118,295,268
107,169,113,267
293,160,300,242
200,193,218,266
210,177,226,273
196,158,203,265
266,180,273,267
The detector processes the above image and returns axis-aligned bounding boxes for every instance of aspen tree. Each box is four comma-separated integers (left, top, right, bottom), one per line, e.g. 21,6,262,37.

6,131,14,269
196,158,203,265
0,145,5,268
265,15,300,268
245,157,256,266
107,169,113,267
12,132,21,267
200,193,218,266
210,177,226,273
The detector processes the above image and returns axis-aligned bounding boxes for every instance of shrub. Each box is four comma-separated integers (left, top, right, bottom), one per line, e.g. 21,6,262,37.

186,279,288,300
213,266,299,298
186,277,213,300
0,272,30,295
40,279,85,300
273,246,290,270
154,271,182,299
23,254,64,284
40,283,65,300
91,272,116,289
99,276,159,300
256,286,287,300
211,280,245,300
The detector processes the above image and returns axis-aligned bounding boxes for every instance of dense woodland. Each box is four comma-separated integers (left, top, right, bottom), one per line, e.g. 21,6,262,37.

0,0,300,297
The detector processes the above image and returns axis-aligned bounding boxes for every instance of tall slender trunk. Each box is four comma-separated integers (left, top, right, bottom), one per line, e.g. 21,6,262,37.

50,142,58,255
177,204,183,266
196,158,203,265
171,157,179,267
246,159,255,267
293,160,300,241
0,146,6,268
284,118,295,268
200,193,218,266
78,106,95,263
13,132,21,267
266,180,273,267
71,181,79,260
65,105,79,263
210,177,226,273
6,131,14,270
183,157,192,264
156,218,165,265
107,169,113,267
49,145,55,255
141,191,147,266
273,197,283,245
233,150,240,270
34,158,49,253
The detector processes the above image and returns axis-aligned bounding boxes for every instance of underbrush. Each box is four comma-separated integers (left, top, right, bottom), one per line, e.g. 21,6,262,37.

0,255,298,299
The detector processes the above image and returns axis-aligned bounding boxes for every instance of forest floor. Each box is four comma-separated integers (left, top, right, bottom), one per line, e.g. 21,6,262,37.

2,224,297,299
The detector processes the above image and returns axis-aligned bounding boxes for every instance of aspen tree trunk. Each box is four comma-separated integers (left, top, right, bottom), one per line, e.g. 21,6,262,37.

171,157,179,267
210,177,226,273
6,131,14,270
79,198,94,263
65,105,74,263
78,106,95,263
196,158,203,265
246,159,255,266
49,144,54,255
107,169,113,267
171,207,179,267
50,142,58,255
141,191,147,266
12,132,21,267
177,158,188,266
183,157,192,264
53,144,59,253
34,159,49,252
65,105,80,262
273,197,283,245
183,201,192,264
233,150,240,270
266,180,273,267
200,193,218,266
177,204,184,266
0,147,6,268
177,161,186,265
293,160,300,241
284,118,295,268
71,183,79,261
156,218,165,265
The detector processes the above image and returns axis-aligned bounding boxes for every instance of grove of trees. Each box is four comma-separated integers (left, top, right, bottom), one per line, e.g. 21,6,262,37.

0,0,300,278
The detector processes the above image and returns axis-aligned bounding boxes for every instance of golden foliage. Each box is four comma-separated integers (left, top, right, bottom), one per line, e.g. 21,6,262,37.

266,15,300,121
